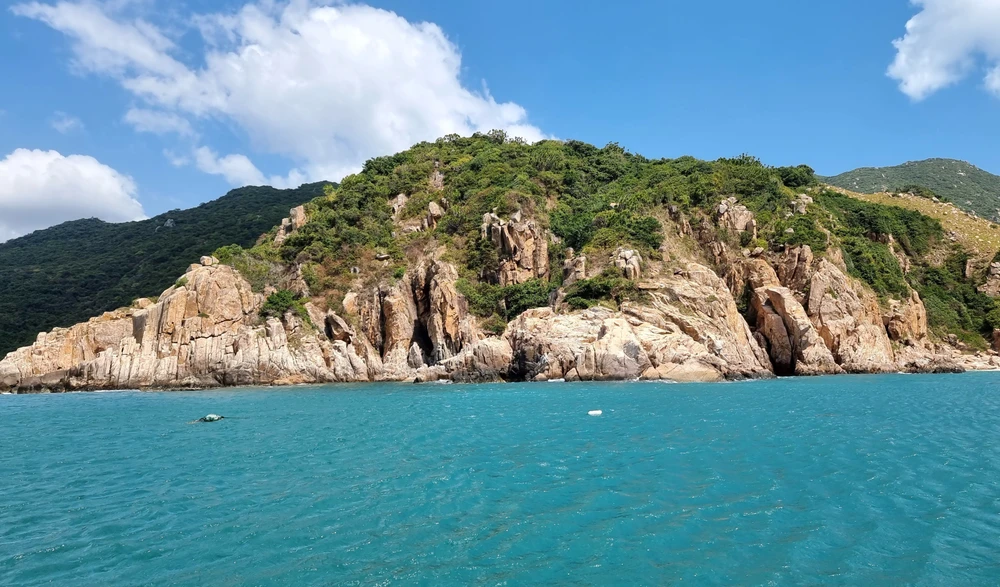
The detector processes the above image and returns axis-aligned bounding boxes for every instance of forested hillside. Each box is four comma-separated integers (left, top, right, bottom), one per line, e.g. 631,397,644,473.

823,159,1000,221
0,182,330,356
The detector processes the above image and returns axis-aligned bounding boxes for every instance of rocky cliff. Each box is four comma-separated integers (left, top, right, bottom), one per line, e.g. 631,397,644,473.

2,238,993,393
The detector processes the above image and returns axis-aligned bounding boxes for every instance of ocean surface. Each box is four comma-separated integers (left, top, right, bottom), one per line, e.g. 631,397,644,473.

3,374,1000,586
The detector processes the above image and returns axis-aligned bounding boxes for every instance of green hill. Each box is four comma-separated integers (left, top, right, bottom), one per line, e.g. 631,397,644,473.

0,182,331,356
218,134,1000,349
822,158,1000,221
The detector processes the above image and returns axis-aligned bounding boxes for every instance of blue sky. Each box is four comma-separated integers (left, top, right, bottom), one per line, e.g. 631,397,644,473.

2,0,1000,240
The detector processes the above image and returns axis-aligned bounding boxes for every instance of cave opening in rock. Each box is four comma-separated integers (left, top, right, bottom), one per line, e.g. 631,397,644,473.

411,320,434,365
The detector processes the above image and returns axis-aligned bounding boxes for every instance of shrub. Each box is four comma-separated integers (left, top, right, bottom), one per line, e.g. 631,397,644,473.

260,289,312,326
564,270,640,309
457,278,556,321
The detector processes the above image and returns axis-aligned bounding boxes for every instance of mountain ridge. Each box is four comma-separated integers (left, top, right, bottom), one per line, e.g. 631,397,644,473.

821,158,1000,221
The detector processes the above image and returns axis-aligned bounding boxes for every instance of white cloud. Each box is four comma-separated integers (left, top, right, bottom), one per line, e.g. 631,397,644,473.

13,1,546,184
0,149,145,242
888,0,1000,100
193,146,265,186
51,111,83,133
192,146,308,188
124,107,195,137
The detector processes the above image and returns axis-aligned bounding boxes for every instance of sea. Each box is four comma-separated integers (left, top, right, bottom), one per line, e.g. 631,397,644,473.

2,373,1000,585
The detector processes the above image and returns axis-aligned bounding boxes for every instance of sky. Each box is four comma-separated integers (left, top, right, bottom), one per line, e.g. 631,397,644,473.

2,0,1000,241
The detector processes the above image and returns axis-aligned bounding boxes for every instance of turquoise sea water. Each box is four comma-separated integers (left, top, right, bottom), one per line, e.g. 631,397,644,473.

3,374,1000,585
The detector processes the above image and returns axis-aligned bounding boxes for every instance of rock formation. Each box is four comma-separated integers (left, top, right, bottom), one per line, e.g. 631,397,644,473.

806,260,896,372
717,197,757,239
562,250,587,286
883,291,929,346
0,259,372,391
507,263,772,383
614,248,642,280
2,226,993,392
751,286,841,376
481,212,550,285
274,205,308,245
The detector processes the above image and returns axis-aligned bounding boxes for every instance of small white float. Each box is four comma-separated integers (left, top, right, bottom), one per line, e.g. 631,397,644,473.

588,410,603,417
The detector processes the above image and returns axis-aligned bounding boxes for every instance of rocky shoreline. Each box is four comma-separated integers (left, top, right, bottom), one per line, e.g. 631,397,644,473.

2,241,995,394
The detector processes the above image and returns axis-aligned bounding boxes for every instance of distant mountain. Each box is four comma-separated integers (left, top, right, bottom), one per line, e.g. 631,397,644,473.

0,182,331,357
822,158,1000,221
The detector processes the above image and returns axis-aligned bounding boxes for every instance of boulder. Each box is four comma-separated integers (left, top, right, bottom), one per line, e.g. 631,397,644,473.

614,248,642,280
883,291,929,346
390,193,409,218
562,250,587,287
793,194,813,215
274,205,308,245
426,201,445,229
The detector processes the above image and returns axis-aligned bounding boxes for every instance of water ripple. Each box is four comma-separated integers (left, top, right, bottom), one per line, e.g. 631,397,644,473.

2,374,1000,585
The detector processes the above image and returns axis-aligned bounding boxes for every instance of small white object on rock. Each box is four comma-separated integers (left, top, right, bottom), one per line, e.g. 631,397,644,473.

588,410,603,417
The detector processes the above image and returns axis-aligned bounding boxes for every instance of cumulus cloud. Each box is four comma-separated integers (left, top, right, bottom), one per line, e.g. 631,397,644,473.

51,111,83,133
888,0,1000,100
13,1,546,184
193,146,265,187
0,148,146,242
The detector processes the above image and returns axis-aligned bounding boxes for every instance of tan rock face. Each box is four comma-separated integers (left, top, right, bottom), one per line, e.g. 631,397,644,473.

805,260,895,373
424,201,445,230
776,245,814,297
725,257,779,302
614,248,642,280
717,198,757,240
481,212,550,286
884,291,929,346
352,259,481,379
0,264,372,391
562,250,587,287
751,286,841,376
274,205,308,245
506,263,772,382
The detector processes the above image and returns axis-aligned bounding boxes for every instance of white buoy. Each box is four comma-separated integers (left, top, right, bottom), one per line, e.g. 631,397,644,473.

588,410,602,416
203,414,223,422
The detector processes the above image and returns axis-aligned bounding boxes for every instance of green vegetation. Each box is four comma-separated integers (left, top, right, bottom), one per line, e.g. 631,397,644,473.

910,253,1000,349
0,182,330,357
457,279,557,333
822,158,1000,220
564,270,641,310
260,289,312,326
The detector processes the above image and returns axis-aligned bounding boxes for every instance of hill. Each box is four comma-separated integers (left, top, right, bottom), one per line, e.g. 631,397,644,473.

8,135,1000,391
0,182,331,356
822,158,1000,221
215,135,1000,350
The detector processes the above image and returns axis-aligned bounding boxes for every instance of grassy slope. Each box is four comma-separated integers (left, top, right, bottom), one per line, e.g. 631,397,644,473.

827,185,1000,262
822,158,1000,221
0,182,331,356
